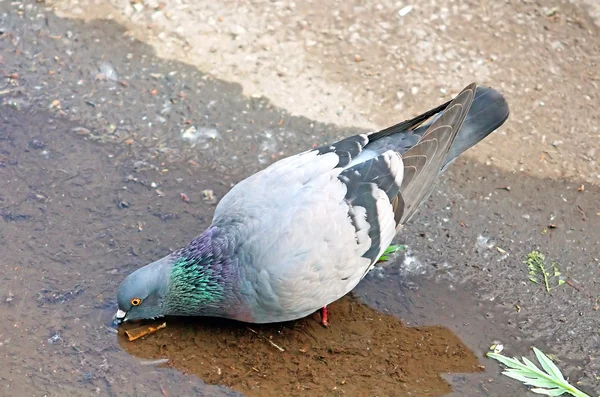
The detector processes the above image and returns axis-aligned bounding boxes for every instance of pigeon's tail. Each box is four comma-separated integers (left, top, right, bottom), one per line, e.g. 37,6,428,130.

393,85,508,224
414,86,510,171
356,84,509,225
351,86,509,171
334,83,509,226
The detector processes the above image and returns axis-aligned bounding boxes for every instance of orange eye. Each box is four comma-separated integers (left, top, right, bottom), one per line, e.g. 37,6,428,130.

131,298,142,306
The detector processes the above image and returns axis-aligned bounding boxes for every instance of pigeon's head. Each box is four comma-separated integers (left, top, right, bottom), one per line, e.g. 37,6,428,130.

114,255,173,324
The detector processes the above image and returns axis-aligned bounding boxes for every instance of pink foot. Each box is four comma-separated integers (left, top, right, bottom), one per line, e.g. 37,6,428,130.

320,306,329,328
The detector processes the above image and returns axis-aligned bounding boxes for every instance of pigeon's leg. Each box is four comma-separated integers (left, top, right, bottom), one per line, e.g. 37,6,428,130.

320,306,329,327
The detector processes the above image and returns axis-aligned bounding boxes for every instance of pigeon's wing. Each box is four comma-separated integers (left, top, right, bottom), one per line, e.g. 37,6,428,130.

210,83,479,322
211,146,406,322
318,83,477,278
211,148,375,321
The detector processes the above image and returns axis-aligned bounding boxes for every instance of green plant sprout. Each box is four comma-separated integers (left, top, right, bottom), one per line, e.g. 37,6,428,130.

487,347,591,397
378,244,406,262
525,251,565,292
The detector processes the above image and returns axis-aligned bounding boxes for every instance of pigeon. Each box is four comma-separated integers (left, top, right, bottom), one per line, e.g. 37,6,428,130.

114,83,509,326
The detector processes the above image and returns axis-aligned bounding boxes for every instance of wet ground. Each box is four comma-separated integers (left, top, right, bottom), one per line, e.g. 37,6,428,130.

1,3,599,397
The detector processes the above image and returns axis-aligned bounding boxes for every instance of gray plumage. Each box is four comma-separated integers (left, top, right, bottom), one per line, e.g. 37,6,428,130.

115,83,509,325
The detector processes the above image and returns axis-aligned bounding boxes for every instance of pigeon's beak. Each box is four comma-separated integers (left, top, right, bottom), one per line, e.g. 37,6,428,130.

113,309,127,325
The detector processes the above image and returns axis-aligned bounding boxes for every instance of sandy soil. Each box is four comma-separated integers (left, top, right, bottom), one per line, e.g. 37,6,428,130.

49,0,600,187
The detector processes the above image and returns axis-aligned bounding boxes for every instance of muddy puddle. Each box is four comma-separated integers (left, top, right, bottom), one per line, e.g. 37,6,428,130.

119,295,481,397
1,4,599,397
0,103,482,397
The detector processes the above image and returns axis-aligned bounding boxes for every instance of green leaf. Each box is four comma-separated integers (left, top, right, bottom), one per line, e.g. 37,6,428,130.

530,387,567,396
502,370,542,385
502,371,561,389
377,244,407,262
524,251,565,292
384,244,406,254
522,357,544,373
487,353,529,371
534,347,565,382
487,348,591,397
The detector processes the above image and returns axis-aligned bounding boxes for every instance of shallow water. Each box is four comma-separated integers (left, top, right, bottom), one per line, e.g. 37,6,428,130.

0,4,598,397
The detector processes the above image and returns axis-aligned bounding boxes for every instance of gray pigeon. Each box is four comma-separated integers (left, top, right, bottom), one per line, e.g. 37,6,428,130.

114,83,509,326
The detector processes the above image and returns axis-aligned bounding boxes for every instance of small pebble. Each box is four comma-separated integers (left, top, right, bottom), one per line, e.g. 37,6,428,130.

398,5,413,17
98,61,118,81
202,189,216,204
48,333,62,344
29,139,45,150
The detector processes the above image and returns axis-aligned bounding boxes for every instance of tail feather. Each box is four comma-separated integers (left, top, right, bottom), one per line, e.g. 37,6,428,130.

350,86,509,170
398,84,477,224
413,86,510,171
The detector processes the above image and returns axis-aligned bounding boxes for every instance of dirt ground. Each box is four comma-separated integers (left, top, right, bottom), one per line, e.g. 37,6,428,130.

50,0,600,187
0,1,599,397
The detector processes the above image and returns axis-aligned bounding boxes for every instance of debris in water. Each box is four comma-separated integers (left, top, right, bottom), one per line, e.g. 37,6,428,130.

133,160,157,172
72,127,91,136
202,189,216,204
525,251,565,292
180,192,190,203
246,327,285,352
160,384,171,397
28,138,45,150
124,322,167,342
48,333,62,344
400,248,424,275
139,358,170,366
476,235,495,252
98,61,118,81
181,126,221,148
496,246,509,261
377,244,406,262
489,343,504,354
